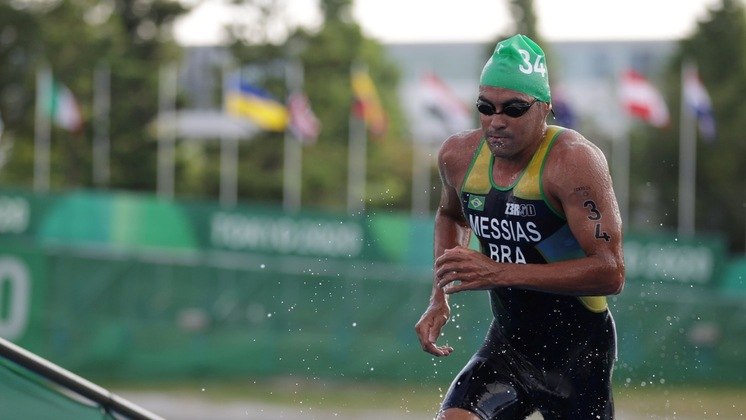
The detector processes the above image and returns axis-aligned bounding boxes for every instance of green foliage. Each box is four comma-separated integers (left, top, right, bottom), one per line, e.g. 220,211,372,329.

633,0,746,252
226,0,411,212
508,0,544,45
483,1,552,85
0,0,186,191
0,2,42,184
0,0,411,212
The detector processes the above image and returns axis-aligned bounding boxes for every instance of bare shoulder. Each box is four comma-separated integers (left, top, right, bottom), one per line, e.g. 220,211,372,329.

437,129,482,189
438,129,482,164
546,128,610,183
548,128,607,166
543,128,613,202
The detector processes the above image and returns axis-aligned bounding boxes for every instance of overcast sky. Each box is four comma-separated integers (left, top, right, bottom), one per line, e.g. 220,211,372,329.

174,0,724,46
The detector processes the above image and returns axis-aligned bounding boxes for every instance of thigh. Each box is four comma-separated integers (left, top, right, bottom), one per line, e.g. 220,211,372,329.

539,382,613,420
538,335,616,419
561,365,614,419
440,356,535,420
565,316,616,419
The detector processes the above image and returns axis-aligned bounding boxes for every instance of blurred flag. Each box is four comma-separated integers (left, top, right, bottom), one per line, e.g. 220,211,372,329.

619,69,669,128
549,86,577,129
419,72,471,135
683,63,716,141
224,73,289,132
44,78,83,133
287,92,320,144
351,66,386,138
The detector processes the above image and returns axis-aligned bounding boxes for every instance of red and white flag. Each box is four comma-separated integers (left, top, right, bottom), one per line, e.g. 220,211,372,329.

619,69,669,128
420,72,472,135
287,92,320,144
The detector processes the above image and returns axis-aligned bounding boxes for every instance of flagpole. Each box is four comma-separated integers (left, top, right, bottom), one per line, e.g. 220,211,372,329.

347,108,367,214
612,130,630,229
0,110,7,170
34,67,52,192
219,135,238,207
411,72,428,217
283,60,303,213
411,142,425,216
218,65,238,207
678,61,697,237
157,64,177,200
411,142,431,217
613,70,630,230
0,110,5,168
93,62,110,188
347,63,367,214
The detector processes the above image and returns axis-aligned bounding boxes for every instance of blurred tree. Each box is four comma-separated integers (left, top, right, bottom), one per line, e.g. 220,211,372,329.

0,0,187,191
105,0,186,191
0,0,411,213
222,0,411,212
484,0,547,61
508,0,543,44
632,0,746,252
0,2,42,179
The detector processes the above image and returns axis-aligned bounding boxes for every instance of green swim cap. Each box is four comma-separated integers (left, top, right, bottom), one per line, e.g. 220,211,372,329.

480,34,551,103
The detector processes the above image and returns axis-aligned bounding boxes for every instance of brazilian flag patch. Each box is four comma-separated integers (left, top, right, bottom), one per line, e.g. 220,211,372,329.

467,194,485,211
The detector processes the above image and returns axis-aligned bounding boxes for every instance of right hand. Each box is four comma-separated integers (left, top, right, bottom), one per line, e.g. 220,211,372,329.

414,300,454,357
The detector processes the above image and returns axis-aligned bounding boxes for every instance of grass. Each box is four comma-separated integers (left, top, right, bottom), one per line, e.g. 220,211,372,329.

109,376,442,413
105,376,746,418
615,384,746,418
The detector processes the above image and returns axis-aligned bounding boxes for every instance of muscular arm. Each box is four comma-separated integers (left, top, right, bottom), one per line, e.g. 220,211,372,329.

414,133,476,356
433,168,472,293
435,132,625,296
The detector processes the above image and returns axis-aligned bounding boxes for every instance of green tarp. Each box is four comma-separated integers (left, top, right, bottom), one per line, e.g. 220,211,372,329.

0,357,114,419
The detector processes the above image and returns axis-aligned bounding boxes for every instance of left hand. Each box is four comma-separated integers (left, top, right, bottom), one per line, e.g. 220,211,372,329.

434,246,500,294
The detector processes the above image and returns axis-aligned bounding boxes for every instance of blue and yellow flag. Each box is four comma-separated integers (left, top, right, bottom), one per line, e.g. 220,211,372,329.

224,74,288,132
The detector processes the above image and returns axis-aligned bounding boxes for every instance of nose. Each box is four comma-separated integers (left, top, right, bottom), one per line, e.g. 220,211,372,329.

486,113,508,130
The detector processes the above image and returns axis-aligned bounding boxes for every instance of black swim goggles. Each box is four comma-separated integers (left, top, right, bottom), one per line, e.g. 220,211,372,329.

476,98,538,118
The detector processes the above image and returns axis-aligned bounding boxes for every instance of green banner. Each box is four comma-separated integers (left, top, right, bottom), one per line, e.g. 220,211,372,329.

0,189,45,242
624,231,727,287
0,188,744,387
0,246,45,349
0,189,432,266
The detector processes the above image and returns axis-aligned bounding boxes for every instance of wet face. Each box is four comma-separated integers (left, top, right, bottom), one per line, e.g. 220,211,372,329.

476,86,550,160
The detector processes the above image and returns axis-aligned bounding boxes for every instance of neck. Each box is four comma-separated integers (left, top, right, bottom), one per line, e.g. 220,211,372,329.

491,125,548,185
